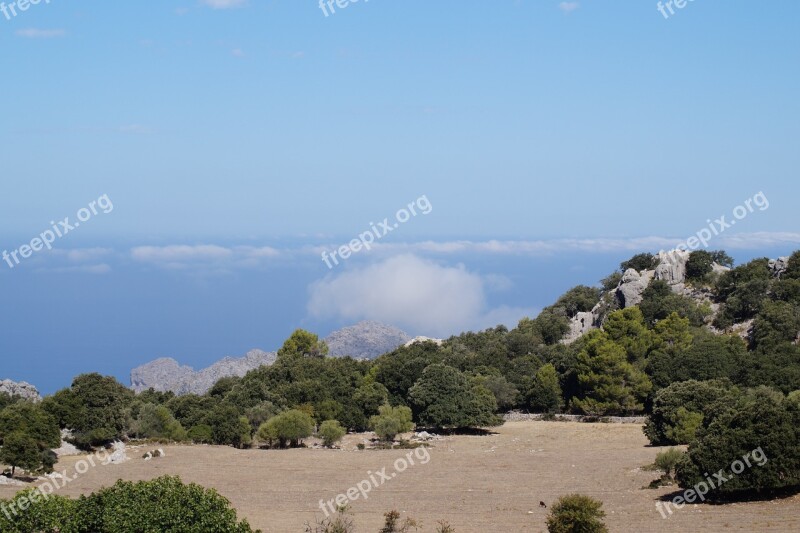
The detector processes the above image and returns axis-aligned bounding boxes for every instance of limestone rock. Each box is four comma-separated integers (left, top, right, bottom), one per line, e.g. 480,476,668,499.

0,379,41,402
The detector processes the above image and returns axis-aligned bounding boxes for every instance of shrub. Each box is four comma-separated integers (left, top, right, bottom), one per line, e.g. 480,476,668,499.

654,448,685,481
370,405,414,442
204,404,252,448
643,380,737,446
187,424,214,444
676,390,800,496
686,251,715,281
546,494,608,533
318,420,346,447
257,409,315,448
620,253,658,273
132,403,187,441
408,364,501,429
0,403,61,477
379,510,419,533
0,490,75,533
74,476,258,532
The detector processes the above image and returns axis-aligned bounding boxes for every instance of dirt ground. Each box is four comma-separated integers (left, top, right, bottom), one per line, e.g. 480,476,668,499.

2,421,798,532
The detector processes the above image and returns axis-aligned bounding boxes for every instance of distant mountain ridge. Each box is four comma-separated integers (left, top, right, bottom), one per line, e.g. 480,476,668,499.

130,321,412,395
130,349,277,395
325,321,411,359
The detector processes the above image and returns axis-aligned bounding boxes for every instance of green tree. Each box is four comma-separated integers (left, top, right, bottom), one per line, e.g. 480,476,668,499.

409,364,501,429
685,250,715,281
570,331,652,416
554,286,602,319
46,374,134,447
369,404,414,442
204,404,252,448
132,404,187,441
318,420,346,447
603,307,655,364
643,379,737,446
620,253,658,273
0,433,47,478
546,494,608,533
710,250,735,268
640,280,708,327
676,391,800,496
277,329,329,360
527,363,563,413
257,409,315,448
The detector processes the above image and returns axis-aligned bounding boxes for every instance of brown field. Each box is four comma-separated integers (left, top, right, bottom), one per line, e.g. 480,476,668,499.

2,421,798,532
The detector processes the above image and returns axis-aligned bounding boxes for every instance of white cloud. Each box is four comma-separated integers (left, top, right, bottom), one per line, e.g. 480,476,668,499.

202,0,247,9
558,2,580,13
307,254,535,337
15,28,66,39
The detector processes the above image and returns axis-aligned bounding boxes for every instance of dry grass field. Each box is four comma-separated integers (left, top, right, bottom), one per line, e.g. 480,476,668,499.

2,421,798,532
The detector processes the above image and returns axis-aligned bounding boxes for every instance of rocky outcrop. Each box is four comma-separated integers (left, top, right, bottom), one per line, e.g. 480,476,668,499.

130,349,277,395
404,336,444,347
0,379,41,402
564,249,732,344
769,257,789,277
617,268,654,308
325,321,411,359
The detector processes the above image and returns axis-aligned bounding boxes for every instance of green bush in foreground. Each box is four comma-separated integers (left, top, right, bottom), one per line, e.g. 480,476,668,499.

0,477,257,533
546,494,608,533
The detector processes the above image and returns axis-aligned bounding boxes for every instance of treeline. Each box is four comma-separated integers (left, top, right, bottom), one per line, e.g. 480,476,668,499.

2,249,798,498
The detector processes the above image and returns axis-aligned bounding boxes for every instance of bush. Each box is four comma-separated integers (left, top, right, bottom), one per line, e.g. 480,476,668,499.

676,390,800,497
74,476,258,532
187,424,214,444
203,404,252,448
686,251,715,281
257,409,314,448
546,494,608,533
620,253,658,273
370,404,414,442
132,404,187,441
408,364,501,429
318,420,346,447
0,403,61,477
644,380,737,446
0,490,75,533
654,448,685,481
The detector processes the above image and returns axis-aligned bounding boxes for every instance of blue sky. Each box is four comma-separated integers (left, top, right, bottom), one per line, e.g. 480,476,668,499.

1,1,799,393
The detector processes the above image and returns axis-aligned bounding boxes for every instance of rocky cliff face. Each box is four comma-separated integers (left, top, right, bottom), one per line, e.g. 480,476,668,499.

0,379,41,402
130,349,277,395
564,249,731,344
325,321,411,359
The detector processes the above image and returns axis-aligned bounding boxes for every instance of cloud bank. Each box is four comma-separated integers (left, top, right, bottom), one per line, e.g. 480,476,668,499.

307,254,535,337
